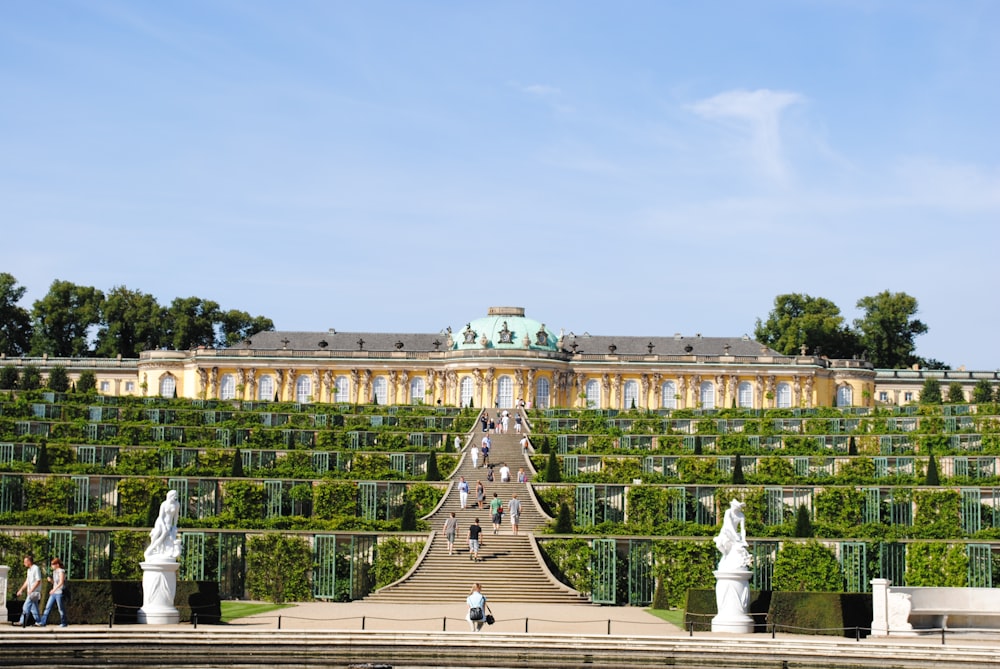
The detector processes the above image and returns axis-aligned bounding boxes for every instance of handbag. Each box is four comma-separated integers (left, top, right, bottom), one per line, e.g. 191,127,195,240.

485,605,495,625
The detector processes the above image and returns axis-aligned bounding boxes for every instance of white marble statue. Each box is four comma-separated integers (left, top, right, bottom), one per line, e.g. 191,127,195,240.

138,490,182,624
714,499,752,571
144,489,181,562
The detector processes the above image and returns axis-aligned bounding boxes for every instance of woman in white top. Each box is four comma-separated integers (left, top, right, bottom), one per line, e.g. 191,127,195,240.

471,444,480,469
465,582,487,631
38,557,68,627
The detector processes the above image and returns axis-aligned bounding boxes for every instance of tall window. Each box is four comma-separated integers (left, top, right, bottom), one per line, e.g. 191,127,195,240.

296,375,312,403
497,376,513,408
837,385,853,407
585,379,601,408
258,375,274,401
220,374,235,400
738,381,754,408
776,382,792,408
159,375,176,398
699,381,715,410
460,377,474,407
661,381,677,409
623,380,639,410
334,375,350,403
410,377,425,404
534,377,550,409
372,376,388,405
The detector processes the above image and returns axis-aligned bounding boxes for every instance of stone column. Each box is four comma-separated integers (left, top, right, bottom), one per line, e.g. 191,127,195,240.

711,569,754,633
138,560,181,624
870,578,890,637
0,565,9,620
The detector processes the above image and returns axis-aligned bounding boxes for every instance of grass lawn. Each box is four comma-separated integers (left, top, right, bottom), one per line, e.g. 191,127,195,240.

645,608,685,627
220,601,293,623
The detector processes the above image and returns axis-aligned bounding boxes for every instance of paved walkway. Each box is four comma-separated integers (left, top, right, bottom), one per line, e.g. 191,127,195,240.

231,600,679,635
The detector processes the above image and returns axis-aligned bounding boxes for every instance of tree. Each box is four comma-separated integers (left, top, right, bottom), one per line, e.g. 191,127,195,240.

30,280,104,356
219,310,275,348
731,454,745,484
47,365,69,392
77,370,96,394
231,448,245,478
754,293,859,358
793,504,814,538
0,365,18,390
924,452,940,486
425,450,441,481
20,364,41,390
0,273,32,355
946,382,965,404
555,502,573,533
34,439,51,474
95,286,164,357
854,291,928,369
919,378,942,405
972,379,995,404
399,500,417,531
545,450,561,482
163,296,221,350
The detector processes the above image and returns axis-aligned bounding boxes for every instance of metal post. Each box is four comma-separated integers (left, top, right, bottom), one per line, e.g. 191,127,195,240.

941,627,946,645
362,615,366,630
108,612,114,629
525,618,528,633
442,617,446,631
193,613,198,629
607,619,611,635
771,623,776,639
277,615,281,630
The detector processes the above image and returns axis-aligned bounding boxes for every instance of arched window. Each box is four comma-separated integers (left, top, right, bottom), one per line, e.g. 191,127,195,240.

409,377,425,404
159,375,176,398
661,381,677,409
334,375,350,403
220,374,235,400
585,379,601,408
296,375,312,403
258,375,274,401
534,377,550,409
738,381,754,408
623,380,639,410
700,381,715,410
837,385,853,407
497,376,513,408
459,376,474,407
372,376,388,405
776,382,792,408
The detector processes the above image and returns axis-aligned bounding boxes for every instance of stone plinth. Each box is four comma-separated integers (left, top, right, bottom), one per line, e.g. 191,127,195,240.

0,565,9,620
137,560,180,624
712,569,754,634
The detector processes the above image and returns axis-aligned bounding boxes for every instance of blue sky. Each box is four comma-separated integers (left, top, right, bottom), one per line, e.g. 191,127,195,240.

2,1,998,368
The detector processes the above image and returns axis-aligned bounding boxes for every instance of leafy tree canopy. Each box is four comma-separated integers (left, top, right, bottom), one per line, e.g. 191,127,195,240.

30,279,105,356
0,272,32,356
754,293,859,359
95,285,165,358
854,290,929,369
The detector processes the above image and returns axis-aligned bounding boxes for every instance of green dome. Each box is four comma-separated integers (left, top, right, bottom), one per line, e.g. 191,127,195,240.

450,307,557,351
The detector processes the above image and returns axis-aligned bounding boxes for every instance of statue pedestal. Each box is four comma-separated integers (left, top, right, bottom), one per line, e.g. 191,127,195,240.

0,565,9,620
712,569,754,634
138,561,180,624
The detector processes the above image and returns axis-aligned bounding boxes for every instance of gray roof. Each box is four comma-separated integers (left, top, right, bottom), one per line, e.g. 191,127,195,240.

234,329,776,356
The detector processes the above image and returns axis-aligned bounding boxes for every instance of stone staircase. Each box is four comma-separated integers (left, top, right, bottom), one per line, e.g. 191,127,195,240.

366,410,589,604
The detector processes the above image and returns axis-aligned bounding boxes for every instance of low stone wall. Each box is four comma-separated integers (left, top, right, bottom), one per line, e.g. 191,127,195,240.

871,578,1000,636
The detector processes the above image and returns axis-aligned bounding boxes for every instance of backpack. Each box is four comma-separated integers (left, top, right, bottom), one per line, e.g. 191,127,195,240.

469,606,484,621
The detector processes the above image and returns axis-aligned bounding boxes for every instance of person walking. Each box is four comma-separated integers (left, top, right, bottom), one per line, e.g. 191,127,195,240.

490,493,504,534
475,480,485,510
514,413,522,433
15,554,42,627
458,477,469,509
481,436,491,467
443,512,459,556
37,557,67,627
465,582,487,632
508,494,522,535
467,519,483,562
480,413,488,432
499,462,511,483
470,443,480,469
520,434,531,454
517,467,527,483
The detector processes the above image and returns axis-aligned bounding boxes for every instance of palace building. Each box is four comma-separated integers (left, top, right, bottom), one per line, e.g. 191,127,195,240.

128,306,878,410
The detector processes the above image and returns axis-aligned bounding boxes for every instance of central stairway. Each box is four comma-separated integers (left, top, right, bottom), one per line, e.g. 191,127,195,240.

365,410,589,604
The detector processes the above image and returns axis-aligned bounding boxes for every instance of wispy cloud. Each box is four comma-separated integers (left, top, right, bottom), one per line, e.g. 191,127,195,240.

688,88,805,184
